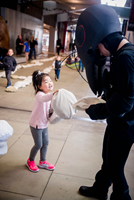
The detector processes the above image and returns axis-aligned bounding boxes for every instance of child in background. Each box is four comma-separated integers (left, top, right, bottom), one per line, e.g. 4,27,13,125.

78,59,84,72
3,49,17,88
26,70,58,173
24,38,30,63
52,56,63,81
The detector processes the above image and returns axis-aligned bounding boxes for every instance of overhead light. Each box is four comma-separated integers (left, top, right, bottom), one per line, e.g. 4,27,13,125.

71,7,76,10
101,0,126,7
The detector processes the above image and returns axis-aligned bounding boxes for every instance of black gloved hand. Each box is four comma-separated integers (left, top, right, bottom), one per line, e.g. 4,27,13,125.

85,103,110,120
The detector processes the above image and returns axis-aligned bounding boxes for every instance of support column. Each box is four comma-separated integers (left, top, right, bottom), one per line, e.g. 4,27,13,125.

49,26,56,53
57,22,60,40
0,7,5,19
62,21,68,53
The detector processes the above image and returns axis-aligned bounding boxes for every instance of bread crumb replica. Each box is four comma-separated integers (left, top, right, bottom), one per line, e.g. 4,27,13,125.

5,86,18,92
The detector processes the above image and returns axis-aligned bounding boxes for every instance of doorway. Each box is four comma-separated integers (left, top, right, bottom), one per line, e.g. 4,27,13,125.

42,29,49,52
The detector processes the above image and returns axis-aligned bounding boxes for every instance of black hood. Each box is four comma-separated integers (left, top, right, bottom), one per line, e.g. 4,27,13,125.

75,4,121,96
101,32,124,56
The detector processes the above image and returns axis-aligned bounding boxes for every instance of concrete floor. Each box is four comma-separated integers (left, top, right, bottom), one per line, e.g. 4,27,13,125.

0,53,134,200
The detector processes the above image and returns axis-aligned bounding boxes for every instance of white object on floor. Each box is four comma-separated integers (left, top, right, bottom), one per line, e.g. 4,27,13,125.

13,76,32,89
5,86,18,92
0,120,13,155
0,140,8,155
0,71,6,78
1,56,56,92
18,76,27,80
11,75,19,79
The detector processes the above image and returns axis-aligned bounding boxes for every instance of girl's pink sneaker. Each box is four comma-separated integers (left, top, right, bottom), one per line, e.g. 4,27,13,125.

38,160,55,171
26,158,39,172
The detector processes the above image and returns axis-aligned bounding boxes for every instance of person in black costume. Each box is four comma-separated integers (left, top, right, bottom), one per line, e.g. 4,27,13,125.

75,4,134,200
56,39,62,55
16,35,23,55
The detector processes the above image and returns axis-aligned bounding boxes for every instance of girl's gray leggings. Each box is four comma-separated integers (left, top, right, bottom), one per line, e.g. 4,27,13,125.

29,126,49,162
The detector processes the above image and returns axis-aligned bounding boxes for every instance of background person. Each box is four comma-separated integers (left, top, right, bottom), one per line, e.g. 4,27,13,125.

23,38,30,63
3,49,17,87
29,36,37,60
52,56,63,81
78,58,84,72
16,35,23,56
56,38,62,55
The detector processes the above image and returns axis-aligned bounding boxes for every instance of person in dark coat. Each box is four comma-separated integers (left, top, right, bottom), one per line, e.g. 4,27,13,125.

56,39,62,55
3,49,17,87
16,35,23,55
29,36,37,60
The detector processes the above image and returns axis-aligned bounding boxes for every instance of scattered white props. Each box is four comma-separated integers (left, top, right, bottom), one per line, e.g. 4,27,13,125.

0,56,56,92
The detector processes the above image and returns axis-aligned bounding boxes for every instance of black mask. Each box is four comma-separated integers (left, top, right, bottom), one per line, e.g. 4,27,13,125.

101,32,124,56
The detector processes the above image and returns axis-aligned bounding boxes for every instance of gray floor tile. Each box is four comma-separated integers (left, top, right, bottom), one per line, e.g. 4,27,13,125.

55,130,103,179
0,191,40,200
0,135,64,197
41,173,94,200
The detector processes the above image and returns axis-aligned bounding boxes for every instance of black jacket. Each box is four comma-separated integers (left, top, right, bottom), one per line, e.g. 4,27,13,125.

55,60,61,69
3,55,17,71
86,43,134,134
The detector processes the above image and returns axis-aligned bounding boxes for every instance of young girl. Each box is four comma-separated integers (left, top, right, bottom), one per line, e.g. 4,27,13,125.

26,70,58,172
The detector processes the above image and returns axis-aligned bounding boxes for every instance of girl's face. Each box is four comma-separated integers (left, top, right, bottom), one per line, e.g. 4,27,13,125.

39,76,54,93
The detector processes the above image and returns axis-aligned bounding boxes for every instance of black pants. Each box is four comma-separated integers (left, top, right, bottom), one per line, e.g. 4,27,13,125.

5,70,11,86
57,48,60,55
30,48,36,60
93,125,133,200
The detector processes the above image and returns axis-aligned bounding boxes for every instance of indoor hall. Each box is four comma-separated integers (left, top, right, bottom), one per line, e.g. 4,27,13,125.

0,53,134,200
0,0,134,199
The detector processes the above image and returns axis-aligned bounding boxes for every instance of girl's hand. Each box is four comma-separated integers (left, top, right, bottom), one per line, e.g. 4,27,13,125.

53,90,59,95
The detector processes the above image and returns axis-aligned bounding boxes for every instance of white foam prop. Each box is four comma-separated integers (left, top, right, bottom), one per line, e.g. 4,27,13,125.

18,76,27,80
73,97,106,111
11,75,19,79
0,120,13,155
0,71,6,78
51,89,77,119
5,86,18,92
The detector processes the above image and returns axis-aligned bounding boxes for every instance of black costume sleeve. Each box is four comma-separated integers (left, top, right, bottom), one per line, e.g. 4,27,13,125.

86,103,110,120
106,53,134,117
86,52,134,120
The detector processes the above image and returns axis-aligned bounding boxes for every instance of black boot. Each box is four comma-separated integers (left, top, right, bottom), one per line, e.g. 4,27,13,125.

79,186,108,200
110,189,132,200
